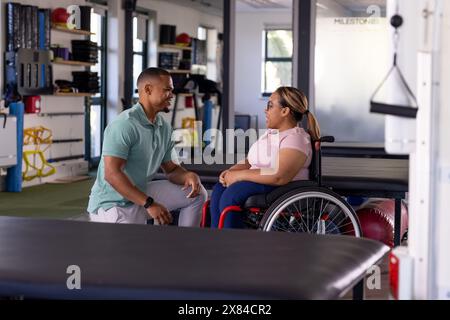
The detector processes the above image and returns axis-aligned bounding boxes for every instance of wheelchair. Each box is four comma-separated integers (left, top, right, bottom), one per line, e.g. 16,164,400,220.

201,136,362,237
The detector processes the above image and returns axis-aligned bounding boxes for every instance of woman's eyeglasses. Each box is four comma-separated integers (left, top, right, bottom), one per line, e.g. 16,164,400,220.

265,101,274,111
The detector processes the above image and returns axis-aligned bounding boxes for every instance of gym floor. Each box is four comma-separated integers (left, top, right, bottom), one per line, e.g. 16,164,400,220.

0,178,391,299
0,178,94,220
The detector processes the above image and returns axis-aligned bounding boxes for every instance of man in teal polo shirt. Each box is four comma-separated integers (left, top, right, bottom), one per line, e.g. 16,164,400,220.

87,67,207,226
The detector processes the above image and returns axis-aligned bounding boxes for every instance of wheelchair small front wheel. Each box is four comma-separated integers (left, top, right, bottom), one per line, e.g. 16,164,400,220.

259,187,362,237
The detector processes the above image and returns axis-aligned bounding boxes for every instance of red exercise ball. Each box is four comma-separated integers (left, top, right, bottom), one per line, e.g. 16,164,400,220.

356,199,408,247
176,33,191,46
52,8,69,26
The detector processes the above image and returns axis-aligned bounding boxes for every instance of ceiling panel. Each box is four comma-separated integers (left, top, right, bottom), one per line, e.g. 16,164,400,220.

330,0,386,12
236,0,292,12
159,0,223,16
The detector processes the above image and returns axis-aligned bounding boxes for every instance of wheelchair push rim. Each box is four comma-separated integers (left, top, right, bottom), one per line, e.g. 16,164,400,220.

260,188,362,237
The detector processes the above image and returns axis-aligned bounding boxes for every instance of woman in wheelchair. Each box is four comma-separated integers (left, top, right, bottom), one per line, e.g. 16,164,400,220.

209,86,321,229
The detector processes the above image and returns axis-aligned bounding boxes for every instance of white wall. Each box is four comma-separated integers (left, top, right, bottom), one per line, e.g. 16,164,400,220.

137,0,223,42
384,0,419,154
234,11,292,129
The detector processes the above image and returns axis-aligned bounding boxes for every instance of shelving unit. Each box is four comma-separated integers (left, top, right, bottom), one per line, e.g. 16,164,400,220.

51,24,94,36
158,43,192,75
159,44,192,51
166,69,191,74
53,59,95,67
45,22,97,183
51,23,99,97
1,2,96,189
37,112,85,117
53,92,94,97
52,139,83,144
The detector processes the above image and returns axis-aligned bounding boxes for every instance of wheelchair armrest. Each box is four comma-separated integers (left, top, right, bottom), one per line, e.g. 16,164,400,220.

320,136,335,143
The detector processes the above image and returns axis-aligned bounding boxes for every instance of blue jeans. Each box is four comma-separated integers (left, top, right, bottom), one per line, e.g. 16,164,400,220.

210,181,276,229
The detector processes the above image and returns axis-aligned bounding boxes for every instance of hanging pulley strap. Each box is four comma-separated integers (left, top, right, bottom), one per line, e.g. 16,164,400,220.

370,11,419,119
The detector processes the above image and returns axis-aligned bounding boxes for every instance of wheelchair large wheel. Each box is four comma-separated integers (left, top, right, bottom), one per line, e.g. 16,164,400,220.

259,187,362,237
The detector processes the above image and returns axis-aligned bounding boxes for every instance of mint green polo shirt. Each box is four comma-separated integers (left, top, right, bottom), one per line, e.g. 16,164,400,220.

87,103,176,214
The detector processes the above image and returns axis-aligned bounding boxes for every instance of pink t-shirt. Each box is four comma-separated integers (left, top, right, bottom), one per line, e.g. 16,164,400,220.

247,127,312,181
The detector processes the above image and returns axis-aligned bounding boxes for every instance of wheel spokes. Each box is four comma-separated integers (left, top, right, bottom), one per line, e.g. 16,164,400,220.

267,195,358,237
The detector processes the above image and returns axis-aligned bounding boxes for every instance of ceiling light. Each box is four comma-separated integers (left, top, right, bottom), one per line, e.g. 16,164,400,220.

316,2,328,10
240,0,286,9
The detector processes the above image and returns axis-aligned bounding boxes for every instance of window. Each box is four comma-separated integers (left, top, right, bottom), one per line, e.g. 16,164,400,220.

86,8,107,166
262,29,293,96
197,26,207,41
132,16,148,98
197,26,219,83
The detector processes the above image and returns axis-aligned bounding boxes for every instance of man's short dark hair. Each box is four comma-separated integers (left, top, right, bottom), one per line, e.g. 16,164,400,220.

137,67,171,87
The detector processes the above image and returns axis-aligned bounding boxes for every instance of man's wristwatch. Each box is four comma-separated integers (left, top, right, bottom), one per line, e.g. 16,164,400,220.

143,196,154,209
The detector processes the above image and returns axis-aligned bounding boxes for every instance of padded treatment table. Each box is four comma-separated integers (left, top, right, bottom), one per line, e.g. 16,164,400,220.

0,216,388,299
